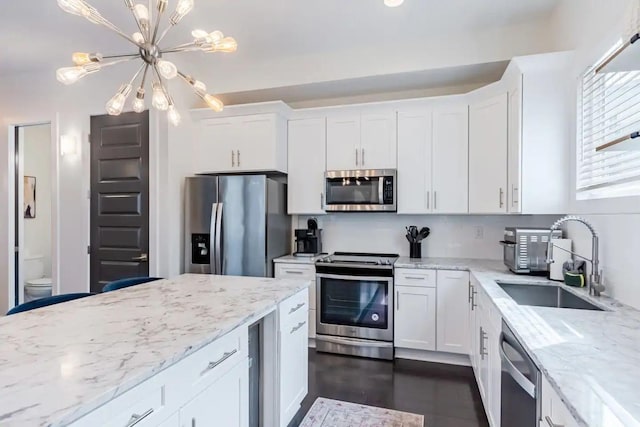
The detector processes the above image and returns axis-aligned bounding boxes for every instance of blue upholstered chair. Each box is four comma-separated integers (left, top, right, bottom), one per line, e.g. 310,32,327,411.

101,277,162,293
6,293,94,316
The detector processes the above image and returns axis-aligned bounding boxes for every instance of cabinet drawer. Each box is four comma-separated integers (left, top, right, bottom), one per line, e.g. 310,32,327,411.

70,373,171,427
395,269,437,287
173,326,247,398
275,263,315,280
279,289,310,328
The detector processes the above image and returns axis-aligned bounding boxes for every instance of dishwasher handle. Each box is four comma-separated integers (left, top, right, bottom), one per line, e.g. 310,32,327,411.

499,332,537,398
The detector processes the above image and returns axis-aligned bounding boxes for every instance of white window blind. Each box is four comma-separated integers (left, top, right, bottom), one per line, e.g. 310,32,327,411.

578,40,640,199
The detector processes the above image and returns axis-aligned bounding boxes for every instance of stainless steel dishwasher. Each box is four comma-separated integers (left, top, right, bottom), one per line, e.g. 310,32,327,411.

500,320,540,427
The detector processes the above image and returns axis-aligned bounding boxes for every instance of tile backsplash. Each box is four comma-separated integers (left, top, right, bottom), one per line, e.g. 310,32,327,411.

297,214,562,259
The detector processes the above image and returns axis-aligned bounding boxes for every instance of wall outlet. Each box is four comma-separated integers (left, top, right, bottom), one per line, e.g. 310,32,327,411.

474,226,484,240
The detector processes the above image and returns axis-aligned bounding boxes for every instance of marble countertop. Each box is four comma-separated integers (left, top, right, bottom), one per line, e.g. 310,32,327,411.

273,254,328,264
0,274,310,427
398,257,640,427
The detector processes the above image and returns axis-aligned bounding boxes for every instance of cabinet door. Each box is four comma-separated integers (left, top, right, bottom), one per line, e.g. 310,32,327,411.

477,311,489,403
158,413,179,427
469,281,478,372
394,286,436,351
237,115,276,172
279,310,309,427
488,327,501,427
397,110,432,214
360,112,397,169
507,81,523,213
179,359,248,427
432,105,469,213
195,118,238,173
287,118,327,214
469,93,508,213
436,270,470,354
326,114,360,170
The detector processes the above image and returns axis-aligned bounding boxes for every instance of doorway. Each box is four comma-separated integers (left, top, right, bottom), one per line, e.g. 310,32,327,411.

13,123,54,306
89,111,150,293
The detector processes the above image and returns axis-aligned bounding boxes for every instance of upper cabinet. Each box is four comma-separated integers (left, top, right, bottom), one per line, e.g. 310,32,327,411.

193,110,288,174
397,102,468,214
469,92,509,214
326,111,396,170
287,118,327,215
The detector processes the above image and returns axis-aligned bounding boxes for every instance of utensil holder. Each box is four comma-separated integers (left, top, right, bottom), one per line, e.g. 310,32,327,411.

409,242,422,259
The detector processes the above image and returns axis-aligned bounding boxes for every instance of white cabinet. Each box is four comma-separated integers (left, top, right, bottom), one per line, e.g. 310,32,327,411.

361,113,397,169
275,263,317,339
469,93,508,213
179,359,249,427
394,269,437,351
194,113,287,174
469,276,479,373
432,105,469,213
278,290,309,427
326,111,396,170
159,413,180,427
436,270,470,355
287,118,326,215
397,110,432,214
397,104,468,215
540,376,580,427
326,114,361,170
507,79,523,213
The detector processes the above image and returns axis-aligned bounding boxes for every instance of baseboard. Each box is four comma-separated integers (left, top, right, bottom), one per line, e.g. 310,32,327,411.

394,348,471,366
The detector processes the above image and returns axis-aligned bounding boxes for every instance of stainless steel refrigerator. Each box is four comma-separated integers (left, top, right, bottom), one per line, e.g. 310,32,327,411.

184,175,290,277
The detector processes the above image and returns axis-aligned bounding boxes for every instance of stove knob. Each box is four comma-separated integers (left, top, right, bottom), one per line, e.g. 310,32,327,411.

372,313,379,322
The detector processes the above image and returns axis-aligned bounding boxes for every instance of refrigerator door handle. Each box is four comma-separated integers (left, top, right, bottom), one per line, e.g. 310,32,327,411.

215,202,224,275
209,203,218,274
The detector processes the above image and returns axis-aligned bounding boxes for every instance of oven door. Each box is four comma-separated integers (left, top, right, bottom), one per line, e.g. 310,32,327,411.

316,273,393,342
324,170,396,212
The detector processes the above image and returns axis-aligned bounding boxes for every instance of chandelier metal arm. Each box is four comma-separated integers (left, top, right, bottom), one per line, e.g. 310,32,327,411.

139,63,151,90
156,26,173,45
151,0,167,45
103,53,142,60
98,17,139,45
161,43,199,54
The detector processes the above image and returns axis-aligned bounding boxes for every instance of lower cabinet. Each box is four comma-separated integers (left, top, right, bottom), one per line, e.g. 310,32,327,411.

394,285,437,351
436,270,470,354
275,263,317,340
179,358,249,427
279,290,310,427
540,376,580,427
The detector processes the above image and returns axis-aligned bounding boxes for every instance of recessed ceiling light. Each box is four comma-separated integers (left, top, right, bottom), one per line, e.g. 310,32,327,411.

384,0,404,7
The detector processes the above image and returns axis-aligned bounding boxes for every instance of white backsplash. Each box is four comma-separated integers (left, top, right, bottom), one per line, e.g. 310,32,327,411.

296,214,562,259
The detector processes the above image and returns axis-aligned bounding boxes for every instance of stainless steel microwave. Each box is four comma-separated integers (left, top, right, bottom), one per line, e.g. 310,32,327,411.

324,169,397,212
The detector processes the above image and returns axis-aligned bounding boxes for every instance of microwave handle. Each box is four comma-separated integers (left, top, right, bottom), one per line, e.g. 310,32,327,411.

500,241,516,247
378,177,384,205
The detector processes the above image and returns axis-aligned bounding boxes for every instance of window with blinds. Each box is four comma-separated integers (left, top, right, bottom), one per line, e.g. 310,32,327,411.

578,40,640,200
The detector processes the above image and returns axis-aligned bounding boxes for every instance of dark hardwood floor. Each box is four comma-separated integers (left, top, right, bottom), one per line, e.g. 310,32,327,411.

290,350,489,427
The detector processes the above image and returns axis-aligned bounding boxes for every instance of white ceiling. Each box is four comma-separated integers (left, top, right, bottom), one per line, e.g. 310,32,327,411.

1,0,560,76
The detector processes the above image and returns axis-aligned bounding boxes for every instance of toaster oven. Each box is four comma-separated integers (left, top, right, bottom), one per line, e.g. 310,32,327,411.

501,227,562,274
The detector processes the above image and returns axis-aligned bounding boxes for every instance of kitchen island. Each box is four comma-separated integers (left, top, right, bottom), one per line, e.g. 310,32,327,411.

0,274,310,427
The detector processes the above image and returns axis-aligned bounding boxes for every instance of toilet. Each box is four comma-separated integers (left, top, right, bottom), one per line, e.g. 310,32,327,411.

24,255,53,302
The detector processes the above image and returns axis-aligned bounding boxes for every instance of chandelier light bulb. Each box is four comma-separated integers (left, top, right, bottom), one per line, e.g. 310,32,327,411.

215,37,238,53
72,52,102,66
157,60,178,79
106,84,132,116
203,94,224,112
132,32,145,44
167,104,182,126
192,80,207,95
56,64,100,85
57,0,90,16
384,0,404,7
152,82,169,111
132,89,145,113
133,4,150,27
192,29,209,41
171,0,194,24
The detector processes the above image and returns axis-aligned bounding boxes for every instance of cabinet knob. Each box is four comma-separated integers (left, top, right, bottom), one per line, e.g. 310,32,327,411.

355,148,359,166
499,188,504,208
125,408,154,427
231,150,236,167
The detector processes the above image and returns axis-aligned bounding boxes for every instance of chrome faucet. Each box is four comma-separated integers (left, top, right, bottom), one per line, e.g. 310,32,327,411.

546,215,605,296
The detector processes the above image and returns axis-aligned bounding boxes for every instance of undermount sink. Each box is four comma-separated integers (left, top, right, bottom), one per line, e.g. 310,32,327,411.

497,283,604,311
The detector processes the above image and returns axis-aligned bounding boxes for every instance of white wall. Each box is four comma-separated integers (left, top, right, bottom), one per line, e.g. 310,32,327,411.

22,124,52,276
298,214,562,260
548,0,640,308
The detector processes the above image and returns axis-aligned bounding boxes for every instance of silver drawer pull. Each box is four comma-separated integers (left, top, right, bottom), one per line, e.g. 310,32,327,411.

284,270,304,275
404,276,426,280
126,408,154,427
545,416,564,427
289,302,305,314
201,349,238,376
291,321,306,334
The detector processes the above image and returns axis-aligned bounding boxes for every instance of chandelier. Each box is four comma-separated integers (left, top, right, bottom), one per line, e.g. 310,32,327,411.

56,0,237,126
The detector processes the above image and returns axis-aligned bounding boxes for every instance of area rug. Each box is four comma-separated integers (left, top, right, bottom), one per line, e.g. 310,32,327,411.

300,397,424,427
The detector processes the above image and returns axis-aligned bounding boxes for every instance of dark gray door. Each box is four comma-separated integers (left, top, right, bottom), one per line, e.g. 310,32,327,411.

90,111,150,293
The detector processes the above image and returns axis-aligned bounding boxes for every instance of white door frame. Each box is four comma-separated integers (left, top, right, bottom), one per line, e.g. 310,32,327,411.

6,117,60,308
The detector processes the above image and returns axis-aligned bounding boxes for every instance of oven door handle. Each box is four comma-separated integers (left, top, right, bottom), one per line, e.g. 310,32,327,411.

499,332,537,398
316,335,392,348
316,273,394,282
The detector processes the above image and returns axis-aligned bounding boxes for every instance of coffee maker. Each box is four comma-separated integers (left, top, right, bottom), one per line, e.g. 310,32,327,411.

294,218,323,256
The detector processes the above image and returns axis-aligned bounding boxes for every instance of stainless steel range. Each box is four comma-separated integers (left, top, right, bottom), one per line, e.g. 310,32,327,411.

315,252,398,360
